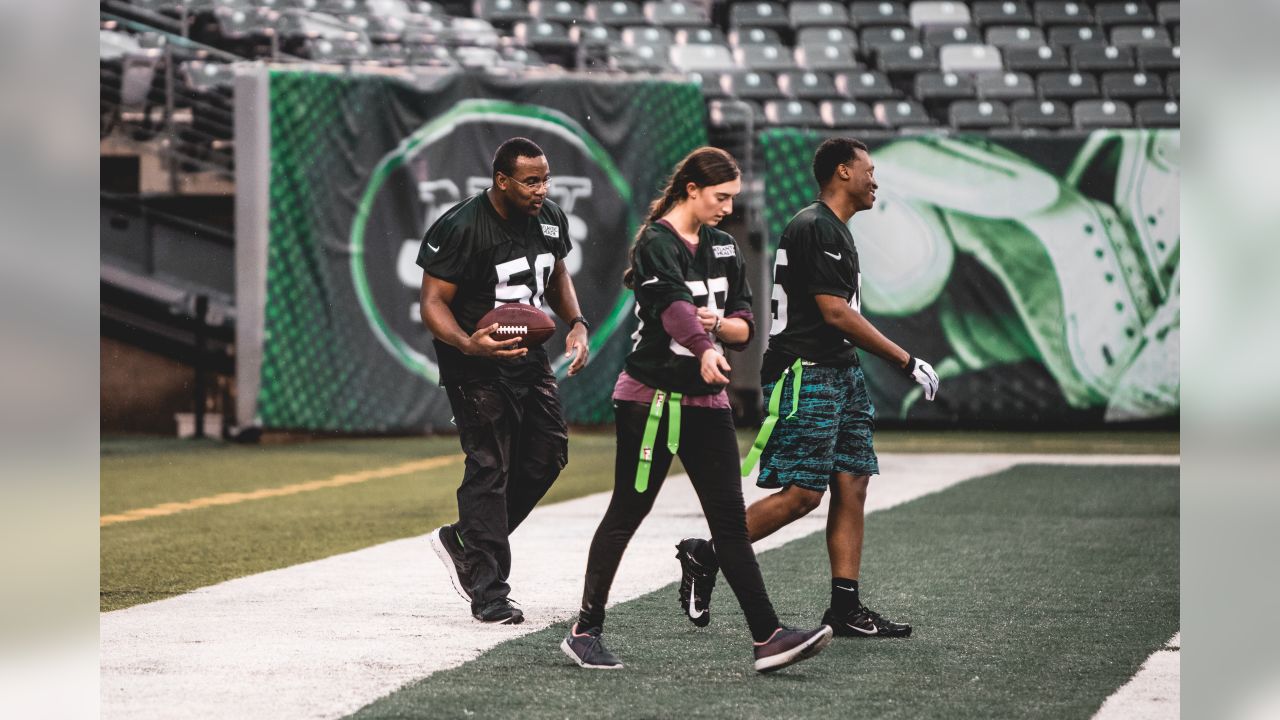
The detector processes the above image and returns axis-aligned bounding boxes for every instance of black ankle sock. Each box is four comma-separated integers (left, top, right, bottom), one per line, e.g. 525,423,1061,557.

831,577,859,614
577,608,604,634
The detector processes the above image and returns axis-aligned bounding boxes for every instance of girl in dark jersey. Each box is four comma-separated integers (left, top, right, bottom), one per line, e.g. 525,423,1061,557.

560,147,832,673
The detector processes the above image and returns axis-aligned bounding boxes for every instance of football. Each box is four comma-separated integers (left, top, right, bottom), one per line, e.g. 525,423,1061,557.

476,303,556,349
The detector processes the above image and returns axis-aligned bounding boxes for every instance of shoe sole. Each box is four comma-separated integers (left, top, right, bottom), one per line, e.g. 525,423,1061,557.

429,527,472,603
474,612,524,625
754,626,834,673
831,625,912,638
560,638,623,670
675,540,712,628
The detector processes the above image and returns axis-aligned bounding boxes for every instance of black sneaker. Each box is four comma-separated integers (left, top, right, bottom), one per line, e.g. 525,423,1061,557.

560,623,623,670
473,597,524,624
752,625,834,673
675,538,717,627
822,604,912,638
429,525,472,602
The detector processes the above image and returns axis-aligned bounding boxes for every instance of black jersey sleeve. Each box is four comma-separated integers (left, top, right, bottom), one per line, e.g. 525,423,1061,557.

725,239,753,316
549,203,572,258
417,217,473,285
796,222,856,301
632,231,693,315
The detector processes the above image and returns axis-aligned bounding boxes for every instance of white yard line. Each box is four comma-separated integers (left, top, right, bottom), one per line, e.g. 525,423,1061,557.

1092,633,1181,720
100,453,1177,720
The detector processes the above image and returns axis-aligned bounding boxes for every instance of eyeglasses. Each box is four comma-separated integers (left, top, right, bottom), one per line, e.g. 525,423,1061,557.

500,172,552,190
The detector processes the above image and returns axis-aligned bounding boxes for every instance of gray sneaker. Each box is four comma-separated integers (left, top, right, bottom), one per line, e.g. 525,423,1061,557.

561,623,623,670
752,625,833,673
429,525,472,602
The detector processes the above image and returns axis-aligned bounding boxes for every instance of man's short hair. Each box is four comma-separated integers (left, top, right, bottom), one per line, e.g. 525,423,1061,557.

492,137,545,179
812,137,869,186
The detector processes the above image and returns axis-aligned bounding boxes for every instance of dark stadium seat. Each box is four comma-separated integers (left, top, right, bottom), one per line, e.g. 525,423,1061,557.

676,27,726,45
915,71,977,114
924,25,981,47
719,69,785,99
669,43,736,71
645,1,706,28
764,99,823,126
859,26,920,55
789,1,850,28
1156,2,1180,27
877,43,940,76
1002,45,1069,72
949,100,1011,129
688,70,729,98
1034,1,1093,27
586,0,644,26
1046,25,1105,47
302,37,372,63
976,71,1036,100
1072,44,1136,72
1110,25,1173,48
972,1,1033,28
569,22,619,44
707,98,766,127
528,0,585,24
1095,2,1156,26
1038,70,1100,100
473,0,532,25
778,70,840,99
621,25,673,47
499,45,547,66
1010,98,1072,128
729,2,790,29
795,42,860,72
734,43,797,71
513,19,574,49
909,1,972,28
849,1,910,27
728,27,783,47
1072,99,1133,128
1137,45,1180,73
984,25,1046,49
1167,71,1179,98
1101,71,1165,100
873,99,935,128
819,99,878,127
608,43,668,71
834,69,899,99
1135,99,1179,127
938,44,1002,73
799,26,859,47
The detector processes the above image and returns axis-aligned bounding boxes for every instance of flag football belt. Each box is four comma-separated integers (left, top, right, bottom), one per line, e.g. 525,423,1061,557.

741,358,809,477
635,389,682,493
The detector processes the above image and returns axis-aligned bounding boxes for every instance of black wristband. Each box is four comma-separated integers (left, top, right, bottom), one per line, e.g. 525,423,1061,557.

900,354,916,378
570,316,591,331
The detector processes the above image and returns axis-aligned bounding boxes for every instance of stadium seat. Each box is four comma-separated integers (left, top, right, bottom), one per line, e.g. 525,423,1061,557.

789,2,850,28
181,61,237,92
1073,98,1133,128
938,44,1002,73
778,70,840,99
1135,99,1179,127
949,99,1010,129
1156,2,1180,27
1037,71,1099,100
676,27,726,45
976,71,1035,100
1046,25,1104,47
1095,2,1156,26
915,71,976,114
569,22,619,44
1034,1,1093,27
645,1,705,28
729,2,790,29
1111,25,1173,48
1073,44,1136,72
473,0,532,24
1137,45,1180,72
850,1,910,27
800,26,859,47
764,99,823,126
734,43,797,71
873,98,934,127
834,69,899,99
513,20,574,49
688,70,728,97
728,27,784,47
878,43,940,75
621,25,672,46
608,43,668,71
1167,71,1179,98
924,25,981,46
1010,98,1072,128
528,0,585,24
795,42,860,72
984,26,1046,49
499,45,547,66
669,43,735,71
971,1,1033,28
719,69,785,98
860,26,920,54
455,45,503,68
1101,71,1165,100
1003,45,1069,72
586,1,644,26
820,99,878,127
303,37,373,62
909,1,972,27
707,98,766,128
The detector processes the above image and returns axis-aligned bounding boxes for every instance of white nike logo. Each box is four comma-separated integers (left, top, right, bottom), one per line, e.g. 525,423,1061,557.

641,277,660,286
823,251,842,260
427,243,440,253
846,623,877,635
687,579,705,620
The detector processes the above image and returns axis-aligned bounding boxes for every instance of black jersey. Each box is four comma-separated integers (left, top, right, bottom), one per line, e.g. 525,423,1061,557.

761,201,863,382
625,221,753,395
416,191,572,385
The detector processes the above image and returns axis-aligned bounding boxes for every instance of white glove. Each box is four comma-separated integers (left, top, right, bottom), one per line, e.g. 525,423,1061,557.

902,355,939,401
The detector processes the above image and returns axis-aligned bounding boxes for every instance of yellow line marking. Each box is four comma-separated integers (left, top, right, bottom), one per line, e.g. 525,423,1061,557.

100,454,465,527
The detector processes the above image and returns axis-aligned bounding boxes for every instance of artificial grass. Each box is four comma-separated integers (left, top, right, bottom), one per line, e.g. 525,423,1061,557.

349,464,1178,720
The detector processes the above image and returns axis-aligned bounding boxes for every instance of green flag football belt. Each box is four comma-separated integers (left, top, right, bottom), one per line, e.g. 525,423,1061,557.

741,358,809,477
635,389,682,493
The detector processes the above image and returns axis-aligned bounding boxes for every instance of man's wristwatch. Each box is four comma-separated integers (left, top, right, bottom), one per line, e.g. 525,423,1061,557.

570,316,590,331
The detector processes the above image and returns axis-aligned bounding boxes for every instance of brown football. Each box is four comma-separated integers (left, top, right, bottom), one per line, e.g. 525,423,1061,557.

477,303,556,349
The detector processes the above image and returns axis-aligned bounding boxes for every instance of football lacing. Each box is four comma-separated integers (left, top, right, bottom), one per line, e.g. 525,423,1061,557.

496,325,529,334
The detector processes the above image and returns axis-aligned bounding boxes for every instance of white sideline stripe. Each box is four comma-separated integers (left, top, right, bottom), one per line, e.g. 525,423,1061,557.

1091,633,1181,720
100,453,1177,720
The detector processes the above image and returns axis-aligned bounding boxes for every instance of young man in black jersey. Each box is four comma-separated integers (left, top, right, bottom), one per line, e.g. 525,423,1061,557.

418,137,590,624
675,138,940,638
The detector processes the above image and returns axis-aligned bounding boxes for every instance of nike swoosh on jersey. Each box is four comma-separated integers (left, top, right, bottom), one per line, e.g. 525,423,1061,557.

823,251,842,260
427,243,440,253
641,277,660,286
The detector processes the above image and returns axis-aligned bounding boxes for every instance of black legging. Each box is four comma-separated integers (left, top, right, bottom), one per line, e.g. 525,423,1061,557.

578,400,780,642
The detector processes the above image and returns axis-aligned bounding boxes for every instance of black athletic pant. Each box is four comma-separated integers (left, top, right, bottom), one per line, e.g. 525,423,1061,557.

445,374,568,611
579,401,781,642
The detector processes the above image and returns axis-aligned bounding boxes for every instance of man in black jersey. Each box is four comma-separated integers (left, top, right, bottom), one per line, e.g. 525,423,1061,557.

418,137,590,624
676,138,940,638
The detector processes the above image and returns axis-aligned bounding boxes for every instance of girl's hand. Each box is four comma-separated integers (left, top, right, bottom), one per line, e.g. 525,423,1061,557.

699,348,731,386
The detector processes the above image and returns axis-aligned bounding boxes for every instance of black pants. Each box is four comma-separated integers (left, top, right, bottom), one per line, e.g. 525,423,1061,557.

579,401,780,642
445,374,568,611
